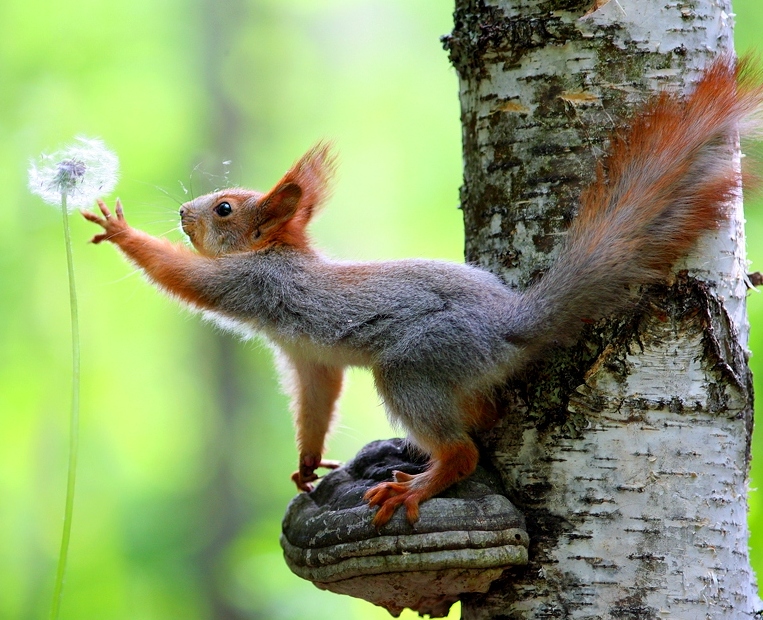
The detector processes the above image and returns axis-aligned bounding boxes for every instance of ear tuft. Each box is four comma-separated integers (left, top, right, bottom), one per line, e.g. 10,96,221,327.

255,142,337,249
287,141,337,220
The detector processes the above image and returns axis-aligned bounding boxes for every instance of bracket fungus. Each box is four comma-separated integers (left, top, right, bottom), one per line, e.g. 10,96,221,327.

281,439,528,617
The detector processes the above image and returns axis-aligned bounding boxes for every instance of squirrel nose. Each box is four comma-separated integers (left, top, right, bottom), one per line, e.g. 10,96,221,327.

179,206,186,218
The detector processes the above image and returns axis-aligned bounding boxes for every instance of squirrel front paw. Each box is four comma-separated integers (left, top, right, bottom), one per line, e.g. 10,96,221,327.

81,198,130,244
291,454,341,492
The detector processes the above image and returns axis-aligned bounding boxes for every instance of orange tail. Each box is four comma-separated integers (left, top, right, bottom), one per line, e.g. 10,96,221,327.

515,56,763,350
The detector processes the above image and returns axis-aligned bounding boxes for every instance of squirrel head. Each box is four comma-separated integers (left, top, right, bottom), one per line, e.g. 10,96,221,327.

179,142,336,256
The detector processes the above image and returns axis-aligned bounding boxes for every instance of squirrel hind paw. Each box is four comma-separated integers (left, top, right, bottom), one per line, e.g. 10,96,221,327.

364,472,429,526
364,440,480,527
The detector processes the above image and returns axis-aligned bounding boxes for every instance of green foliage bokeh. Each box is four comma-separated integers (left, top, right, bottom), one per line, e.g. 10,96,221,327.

3,1,763,618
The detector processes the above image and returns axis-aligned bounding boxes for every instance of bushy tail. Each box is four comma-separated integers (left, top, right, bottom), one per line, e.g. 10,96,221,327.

514,56,763,351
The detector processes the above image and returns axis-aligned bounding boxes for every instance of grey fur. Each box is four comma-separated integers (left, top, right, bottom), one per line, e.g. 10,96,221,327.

193,250,525,445
89,58,760,475
179,60,758,452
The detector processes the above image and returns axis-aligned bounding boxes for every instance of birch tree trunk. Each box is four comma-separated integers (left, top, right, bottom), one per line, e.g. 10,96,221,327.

444,0,760,616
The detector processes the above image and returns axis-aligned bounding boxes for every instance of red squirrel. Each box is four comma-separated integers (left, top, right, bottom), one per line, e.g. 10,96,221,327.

83,57,762,527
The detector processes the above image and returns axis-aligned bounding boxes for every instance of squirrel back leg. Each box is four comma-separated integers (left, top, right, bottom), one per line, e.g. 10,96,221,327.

366,368,484,526
281,354,344,491
364,438,479,527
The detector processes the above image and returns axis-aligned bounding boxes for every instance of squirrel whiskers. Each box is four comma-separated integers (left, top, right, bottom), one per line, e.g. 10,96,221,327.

83,56,763,527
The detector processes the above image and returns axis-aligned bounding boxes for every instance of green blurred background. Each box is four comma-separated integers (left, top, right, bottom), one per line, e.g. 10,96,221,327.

3,1,763,618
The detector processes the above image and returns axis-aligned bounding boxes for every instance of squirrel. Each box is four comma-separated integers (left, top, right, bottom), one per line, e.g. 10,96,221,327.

83,56,762,528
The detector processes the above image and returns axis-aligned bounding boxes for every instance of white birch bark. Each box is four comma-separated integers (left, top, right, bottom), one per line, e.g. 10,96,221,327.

444,0,759,616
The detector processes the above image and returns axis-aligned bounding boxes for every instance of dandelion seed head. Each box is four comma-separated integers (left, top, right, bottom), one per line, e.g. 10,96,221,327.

55,158,87,192
28,136,119,211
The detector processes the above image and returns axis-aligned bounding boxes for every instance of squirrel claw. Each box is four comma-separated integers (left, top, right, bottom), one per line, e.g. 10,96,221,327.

89,232,110,245
291,470,316,492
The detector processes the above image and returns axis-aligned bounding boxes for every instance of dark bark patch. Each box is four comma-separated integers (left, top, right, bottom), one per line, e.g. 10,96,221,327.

444,1,580,78
609,598,658,620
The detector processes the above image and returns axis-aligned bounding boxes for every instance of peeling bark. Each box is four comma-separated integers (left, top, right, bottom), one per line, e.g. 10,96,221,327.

444,0,759,616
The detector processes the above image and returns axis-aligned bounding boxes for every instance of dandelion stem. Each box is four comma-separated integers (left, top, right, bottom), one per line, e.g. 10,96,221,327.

50,192,80,620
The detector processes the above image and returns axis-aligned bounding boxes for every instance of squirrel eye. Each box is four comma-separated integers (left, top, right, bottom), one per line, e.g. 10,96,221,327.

214,201,232,217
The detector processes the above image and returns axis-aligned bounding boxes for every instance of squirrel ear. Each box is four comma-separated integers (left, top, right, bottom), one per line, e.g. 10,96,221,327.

259,182,303,230
253,143,335,248
280,142,336,221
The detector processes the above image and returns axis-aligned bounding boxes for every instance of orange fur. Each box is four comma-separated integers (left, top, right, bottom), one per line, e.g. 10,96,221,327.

257,142,336,251
577,57,760,271
177,144,336,257
289,359,344,491
84,200,219,309
83,57,763,528
364,439,480,526
118,232,218,307
521,55,763,352
458,389,501,431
